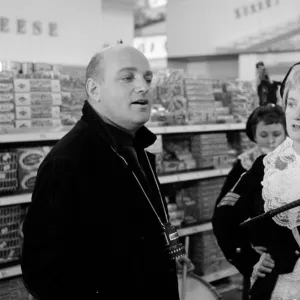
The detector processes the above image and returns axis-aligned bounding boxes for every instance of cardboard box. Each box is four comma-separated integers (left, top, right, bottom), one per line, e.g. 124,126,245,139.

0,102,14,113
0,83,14,93
15,106,60,119
15,118,62,128
17,147,51,192
14,79,61,93
15,93,62,106
0,93,14,102
0,113,14,123
0,71,14,83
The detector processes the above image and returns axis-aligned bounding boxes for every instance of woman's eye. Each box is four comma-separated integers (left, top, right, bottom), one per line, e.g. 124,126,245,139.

145,78,152,84
287,101,295,108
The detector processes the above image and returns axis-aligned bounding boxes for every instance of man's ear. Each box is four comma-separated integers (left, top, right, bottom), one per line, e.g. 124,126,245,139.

86,78,101,101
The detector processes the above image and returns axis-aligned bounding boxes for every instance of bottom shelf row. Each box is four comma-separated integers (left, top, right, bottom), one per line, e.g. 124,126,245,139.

0,264,239,283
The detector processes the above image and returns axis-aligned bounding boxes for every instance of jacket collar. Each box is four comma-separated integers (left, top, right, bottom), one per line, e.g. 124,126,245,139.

81,100,157,150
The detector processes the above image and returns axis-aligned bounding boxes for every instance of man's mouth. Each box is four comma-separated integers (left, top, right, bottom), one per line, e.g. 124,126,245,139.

292,124,300,130
132,99,149,106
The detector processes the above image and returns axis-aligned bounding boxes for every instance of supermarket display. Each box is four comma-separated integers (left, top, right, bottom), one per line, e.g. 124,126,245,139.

0,205,26,267
0,64,258,299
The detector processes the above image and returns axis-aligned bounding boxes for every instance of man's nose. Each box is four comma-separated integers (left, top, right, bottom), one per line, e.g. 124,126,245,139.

135,79,150,94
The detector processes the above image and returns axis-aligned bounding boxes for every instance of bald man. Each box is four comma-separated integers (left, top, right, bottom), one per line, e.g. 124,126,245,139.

21,45,190,300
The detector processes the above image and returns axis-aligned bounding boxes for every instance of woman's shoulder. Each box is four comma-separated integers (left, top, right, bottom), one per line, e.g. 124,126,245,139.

238,147,265,171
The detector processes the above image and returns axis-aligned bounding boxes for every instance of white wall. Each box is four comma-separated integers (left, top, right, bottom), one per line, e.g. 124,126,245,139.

167,0,300,57
185,58,239,79
239,51,300,81
0,0,103,66
102,0,134,47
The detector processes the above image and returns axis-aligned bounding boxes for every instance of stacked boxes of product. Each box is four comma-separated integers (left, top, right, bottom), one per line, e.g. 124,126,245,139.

148,69,188,126
185,76,216,124
189,230,231,276
60,76,86,126
191,133,230,169
212,80,235,123
0,151,18,194
175,177,225,226
158,135,196,174
14,76,62,129
0,147,51,195
225,80,258,123
0,205,22,266
0,72,15,130
17,147,51,193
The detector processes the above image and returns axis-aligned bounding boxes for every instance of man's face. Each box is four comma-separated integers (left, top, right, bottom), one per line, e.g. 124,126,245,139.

98,47,153,131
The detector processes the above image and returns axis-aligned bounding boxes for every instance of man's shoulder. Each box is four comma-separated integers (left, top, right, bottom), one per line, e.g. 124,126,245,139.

45,120,110,168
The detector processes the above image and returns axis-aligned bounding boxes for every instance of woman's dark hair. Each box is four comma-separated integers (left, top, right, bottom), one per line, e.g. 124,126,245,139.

246,104,286,142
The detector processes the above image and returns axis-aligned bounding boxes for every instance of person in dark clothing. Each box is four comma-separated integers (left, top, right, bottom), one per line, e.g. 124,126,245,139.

256,61,281,106
21,45,192,300
213,62,300,300
215,103,286,206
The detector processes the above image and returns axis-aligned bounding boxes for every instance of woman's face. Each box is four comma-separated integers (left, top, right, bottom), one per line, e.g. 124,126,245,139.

286,89,300,144
255,121,286,152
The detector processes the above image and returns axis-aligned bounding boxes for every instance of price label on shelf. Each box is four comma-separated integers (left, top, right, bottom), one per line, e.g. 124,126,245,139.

39,133,47,140
0,269,9,279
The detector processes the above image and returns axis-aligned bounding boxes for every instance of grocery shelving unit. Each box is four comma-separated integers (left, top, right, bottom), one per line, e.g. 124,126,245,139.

0,123,245,282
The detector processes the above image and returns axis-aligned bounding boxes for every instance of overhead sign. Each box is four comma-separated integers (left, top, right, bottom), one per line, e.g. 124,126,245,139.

0,17,58,36
234,0,280,19
134,35,167,59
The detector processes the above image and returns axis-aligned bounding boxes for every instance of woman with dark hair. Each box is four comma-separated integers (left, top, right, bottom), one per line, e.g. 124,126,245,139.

215,103,286,206
213,62,300,300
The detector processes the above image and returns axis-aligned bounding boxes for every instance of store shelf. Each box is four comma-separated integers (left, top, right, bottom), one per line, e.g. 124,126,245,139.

0,265,22,280
0,127,72,143
0,123,245,143
202,267,239,283
158,168,230,184
149,123,245,134
178,222,212,237
0,193,31,207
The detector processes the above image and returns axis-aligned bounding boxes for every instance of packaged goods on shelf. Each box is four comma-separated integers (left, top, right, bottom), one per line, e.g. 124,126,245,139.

17,147,51,192
175,177,225,226
14,93,62,106
189,230,232,276
0,71,14,83
0,103,14,113
167,202,184,228
160,135,196,174
191,133,231,169
14,79,61,93
15,119,62,128
0,205,22,266
60,78,85,125
0,151,18,193
184,76,216,125
149,69,188,126
0,276,32,300
15,106,60,120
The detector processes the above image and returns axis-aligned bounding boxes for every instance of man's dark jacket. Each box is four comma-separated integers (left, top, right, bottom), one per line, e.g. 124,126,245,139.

21,101,179,300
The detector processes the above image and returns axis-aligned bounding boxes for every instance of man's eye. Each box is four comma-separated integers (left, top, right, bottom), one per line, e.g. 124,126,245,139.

122,75,133,82
145,78,152,84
